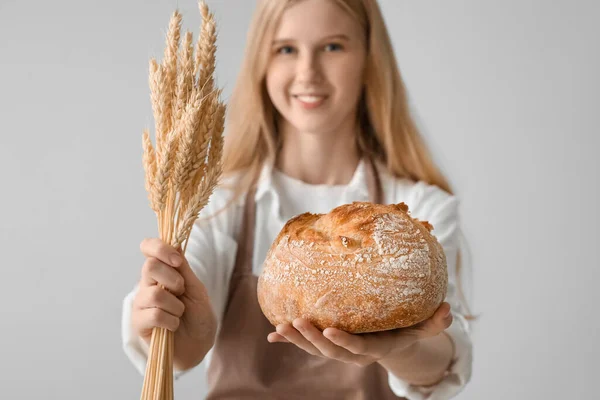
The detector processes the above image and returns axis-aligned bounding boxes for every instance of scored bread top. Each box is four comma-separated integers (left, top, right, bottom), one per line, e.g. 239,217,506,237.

258,201,448,333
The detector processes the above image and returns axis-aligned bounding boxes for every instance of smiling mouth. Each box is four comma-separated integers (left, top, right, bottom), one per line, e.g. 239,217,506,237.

292,94,328,108
293,94,327,102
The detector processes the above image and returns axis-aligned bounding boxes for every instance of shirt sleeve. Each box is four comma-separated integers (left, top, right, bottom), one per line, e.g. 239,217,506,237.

121,189,241,379
387,181,474,399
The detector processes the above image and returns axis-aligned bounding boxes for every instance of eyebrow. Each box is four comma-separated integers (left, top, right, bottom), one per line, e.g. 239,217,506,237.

272,34,351,45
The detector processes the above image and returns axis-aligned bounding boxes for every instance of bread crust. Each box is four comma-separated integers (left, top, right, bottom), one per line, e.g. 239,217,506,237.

257,202,448,333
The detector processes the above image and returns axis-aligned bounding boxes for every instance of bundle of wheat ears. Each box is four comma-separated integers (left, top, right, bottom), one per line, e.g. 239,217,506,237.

140,2,225,399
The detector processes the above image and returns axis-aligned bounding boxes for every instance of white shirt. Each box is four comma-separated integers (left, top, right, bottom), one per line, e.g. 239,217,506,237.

122,158,473,400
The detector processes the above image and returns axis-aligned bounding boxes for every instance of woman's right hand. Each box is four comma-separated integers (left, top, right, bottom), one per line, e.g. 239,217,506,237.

131,238,217,369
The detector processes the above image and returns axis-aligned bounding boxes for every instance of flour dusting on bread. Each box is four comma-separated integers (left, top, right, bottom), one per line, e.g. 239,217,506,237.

257,201,448,333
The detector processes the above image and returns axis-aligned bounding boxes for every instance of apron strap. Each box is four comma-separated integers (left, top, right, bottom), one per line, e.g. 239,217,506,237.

366,157,384,204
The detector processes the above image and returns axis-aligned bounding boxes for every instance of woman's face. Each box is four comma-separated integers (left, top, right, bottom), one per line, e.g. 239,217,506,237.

265,0,367,135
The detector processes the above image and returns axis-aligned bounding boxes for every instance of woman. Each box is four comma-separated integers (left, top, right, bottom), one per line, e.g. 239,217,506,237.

123,0,474,398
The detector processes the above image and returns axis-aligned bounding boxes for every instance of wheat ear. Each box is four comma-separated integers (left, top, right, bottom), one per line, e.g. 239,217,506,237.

139,2,225,399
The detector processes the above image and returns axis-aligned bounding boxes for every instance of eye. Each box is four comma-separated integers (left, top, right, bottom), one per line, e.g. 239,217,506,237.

324,43,344,52
276,45,295,55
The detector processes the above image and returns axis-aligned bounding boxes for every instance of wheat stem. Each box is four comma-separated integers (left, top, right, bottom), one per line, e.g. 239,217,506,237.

140,3,224,398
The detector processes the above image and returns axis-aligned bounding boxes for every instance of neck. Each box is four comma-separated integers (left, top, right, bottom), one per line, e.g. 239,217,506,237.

275,120,362,185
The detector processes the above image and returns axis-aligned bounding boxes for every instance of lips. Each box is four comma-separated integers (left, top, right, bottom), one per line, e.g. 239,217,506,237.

292,94,328,109
294,94,326,103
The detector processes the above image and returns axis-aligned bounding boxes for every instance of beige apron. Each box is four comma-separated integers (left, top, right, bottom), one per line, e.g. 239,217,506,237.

206,159,406,399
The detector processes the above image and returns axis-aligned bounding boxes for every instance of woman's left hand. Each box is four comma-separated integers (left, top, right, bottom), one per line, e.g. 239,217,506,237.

267,301,453,366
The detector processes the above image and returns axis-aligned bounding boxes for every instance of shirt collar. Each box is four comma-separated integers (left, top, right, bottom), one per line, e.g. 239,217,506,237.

254,157,372,205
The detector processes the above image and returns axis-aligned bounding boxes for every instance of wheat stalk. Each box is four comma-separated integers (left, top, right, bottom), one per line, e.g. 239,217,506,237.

139,2,225,399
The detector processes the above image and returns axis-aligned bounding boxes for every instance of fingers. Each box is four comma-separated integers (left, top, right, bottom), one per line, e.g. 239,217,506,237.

276,323,323,357
140,256,185,296
133,307,181,339
288,319,372,366
140,238,184,267
132,285,185,341
292,319,360,363
140,238,206,298
325,327,400,361
428,302,453,332
324,328,371,355
134,285,185,318
410,302,453,338
267,332,289,343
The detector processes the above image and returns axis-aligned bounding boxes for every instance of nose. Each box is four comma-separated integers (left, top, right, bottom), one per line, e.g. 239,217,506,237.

296,51,323,84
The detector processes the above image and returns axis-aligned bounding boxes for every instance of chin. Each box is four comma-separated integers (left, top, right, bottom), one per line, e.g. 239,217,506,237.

288,118,339,135
294,125,332,135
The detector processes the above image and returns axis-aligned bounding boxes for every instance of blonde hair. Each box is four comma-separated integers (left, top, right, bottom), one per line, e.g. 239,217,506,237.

221,0,475,319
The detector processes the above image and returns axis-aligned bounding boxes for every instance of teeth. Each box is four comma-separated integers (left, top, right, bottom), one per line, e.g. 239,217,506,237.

296,95,325,103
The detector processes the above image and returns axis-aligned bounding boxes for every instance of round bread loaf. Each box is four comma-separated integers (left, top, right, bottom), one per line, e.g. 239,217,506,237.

257,201,448,334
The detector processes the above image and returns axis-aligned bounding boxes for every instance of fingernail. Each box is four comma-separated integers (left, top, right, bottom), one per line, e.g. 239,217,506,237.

170,254,182,266
444,307,452,318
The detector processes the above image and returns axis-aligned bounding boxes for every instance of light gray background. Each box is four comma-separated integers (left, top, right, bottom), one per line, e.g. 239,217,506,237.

1,0,598,399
